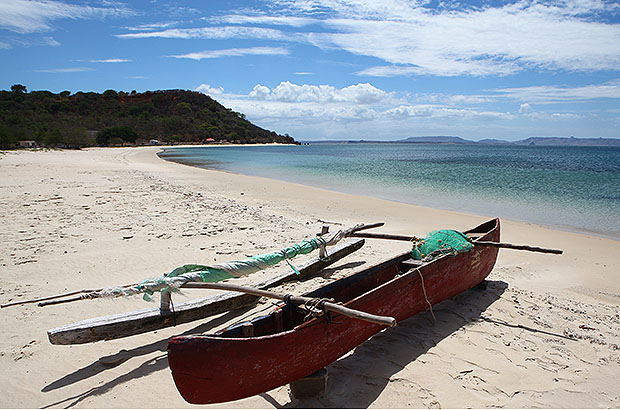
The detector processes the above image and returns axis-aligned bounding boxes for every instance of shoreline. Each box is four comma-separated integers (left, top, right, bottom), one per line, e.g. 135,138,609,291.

157,145,620,242
1,146,619,408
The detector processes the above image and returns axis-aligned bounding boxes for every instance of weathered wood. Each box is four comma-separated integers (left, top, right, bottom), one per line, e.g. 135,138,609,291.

401,259,425,269
475,241,563,254
349,232,416,242
318,225,329,259
183,281,397,327
350,232,563,255
47,239,365,345
160,292,172,312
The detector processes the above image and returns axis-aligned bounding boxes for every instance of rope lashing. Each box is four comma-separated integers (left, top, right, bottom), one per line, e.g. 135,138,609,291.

303,297,336,322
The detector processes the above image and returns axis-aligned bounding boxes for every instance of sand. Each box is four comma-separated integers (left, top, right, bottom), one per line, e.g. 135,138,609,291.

0,146,619,409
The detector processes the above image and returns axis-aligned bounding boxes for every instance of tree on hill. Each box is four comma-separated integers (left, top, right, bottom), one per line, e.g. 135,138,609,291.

0,86,296,148
11,84,27,93
96,126,138,146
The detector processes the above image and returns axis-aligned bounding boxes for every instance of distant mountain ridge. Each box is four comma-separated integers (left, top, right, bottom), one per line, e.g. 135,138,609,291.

309,136,620,147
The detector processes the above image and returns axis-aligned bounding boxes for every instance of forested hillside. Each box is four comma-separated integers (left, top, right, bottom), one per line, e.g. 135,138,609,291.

0,85,295,148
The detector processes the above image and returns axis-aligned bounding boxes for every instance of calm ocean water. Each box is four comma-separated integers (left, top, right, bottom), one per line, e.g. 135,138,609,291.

159,144,620,240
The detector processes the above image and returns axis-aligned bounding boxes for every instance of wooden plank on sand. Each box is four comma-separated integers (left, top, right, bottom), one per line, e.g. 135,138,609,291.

47,239,365,345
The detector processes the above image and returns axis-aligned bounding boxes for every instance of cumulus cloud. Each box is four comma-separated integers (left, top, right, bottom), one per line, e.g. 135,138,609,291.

192,79,604,139
169,46,289,60
0,0,131,33
195,81,515,124
248,81,392,104
196,84,224,97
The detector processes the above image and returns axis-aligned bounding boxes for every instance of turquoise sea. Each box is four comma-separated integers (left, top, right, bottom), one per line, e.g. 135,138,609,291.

159,144,620,240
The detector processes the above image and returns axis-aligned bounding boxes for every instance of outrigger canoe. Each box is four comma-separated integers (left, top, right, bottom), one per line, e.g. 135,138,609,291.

167,218,500,404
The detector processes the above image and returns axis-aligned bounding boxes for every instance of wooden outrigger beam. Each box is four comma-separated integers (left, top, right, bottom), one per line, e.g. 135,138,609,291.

47,239,365,345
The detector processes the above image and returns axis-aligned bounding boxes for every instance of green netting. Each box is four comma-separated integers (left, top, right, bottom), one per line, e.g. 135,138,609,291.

167,238,326,282
100,237,329,302
411,229,474,261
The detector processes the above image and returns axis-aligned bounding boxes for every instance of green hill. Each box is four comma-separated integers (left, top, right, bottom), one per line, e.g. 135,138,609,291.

0,85,296,148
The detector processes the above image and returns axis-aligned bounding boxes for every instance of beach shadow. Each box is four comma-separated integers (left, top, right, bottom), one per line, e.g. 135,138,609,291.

41,305,254,397
310,261,367,280
283,280,509,409
41,354,169,409
41,259,366,405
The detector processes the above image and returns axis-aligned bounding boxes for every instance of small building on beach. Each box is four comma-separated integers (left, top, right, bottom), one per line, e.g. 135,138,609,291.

19,140,38,148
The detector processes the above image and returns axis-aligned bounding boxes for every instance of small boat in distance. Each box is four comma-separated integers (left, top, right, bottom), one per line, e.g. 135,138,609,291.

167,218,500,404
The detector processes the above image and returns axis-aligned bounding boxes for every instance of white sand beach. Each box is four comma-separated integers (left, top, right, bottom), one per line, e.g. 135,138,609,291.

1,147,619,408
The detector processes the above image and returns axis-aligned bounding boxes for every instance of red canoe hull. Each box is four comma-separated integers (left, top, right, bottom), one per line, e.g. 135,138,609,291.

168,218,500,404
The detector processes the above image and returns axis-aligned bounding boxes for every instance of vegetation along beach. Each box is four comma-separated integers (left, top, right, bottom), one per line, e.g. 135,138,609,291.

1,0,619,409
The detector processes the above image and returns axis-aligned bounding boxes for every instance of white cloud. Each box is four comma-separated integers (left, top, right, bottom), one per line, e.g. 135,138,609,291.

494,80,620,103
196,81,511,123
210,15,318,27
33,67,94,73
124,22,178,32
169,46,289,60
193,79,607,139
0,41,10,49
43,36,60,46
117,26,293,41
196,84,224,97
524,111,585,120
0,0,131,33
519,103,532,113
385,104,515,120
89,58,132,63
137,0,619,77
247,81,392,104
249,84,271,99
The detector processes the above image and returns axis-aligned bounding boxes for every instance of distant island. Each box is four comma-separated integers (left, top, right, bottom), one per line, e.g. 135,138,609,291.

310,135,620,147
0,85,296,149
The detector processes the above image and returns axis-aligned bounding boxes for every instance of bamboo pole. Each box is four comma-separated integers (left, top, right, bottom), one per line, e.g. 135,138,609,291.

349,232,563,255
183,281,397,327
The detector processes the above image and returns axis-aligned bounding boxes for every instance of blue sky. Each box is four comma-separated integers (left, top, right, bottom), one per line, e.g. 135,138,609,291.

1,0,619,141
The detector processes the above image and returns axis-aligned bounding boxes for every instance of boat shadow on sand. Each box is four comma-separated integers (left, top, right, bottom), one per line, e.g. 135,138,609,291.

280,279,510,409
40,260,367,408
39,305,256,409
